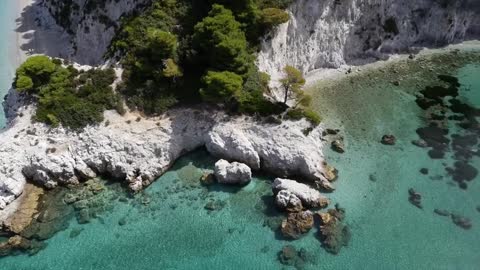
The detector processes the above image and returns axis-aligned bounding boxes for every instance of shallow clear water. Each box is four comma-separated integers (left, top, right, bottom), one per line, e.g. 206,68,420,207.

0,52,479,269
0,0,16,128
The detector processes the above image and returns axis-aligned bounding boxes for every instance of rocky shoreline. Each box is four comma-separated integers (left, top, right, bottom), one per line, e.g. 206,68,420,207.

0,87,335,214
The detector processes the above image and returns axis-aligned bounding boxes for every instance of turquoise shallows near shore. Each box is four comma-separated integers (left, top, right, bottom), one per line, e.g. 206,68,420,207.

0,0,17,128
0,53,479,269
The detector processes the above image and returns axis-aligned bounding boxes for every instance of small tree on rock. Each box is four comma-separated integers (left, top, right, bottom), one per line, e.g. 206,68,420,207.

280,65,306,105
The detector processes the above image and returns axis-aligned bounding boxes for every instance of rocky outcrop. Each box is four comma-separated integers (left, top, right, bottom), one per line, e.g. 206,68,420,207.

258,0,480,99
280,210,314,239
214,160,252,185
275,190,303,212
272,178,329,208
0,101,328,214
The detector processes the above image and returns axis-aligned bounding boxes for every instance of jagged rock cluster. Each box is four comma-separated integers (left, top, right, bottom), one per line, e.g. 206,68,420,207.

0,91,330,211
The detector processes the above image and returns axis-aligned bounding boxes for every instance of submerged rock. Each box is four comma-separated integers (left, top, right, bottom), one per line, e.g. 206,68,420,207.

281,211,314,239
381,135,396,145
408,188,422,209
331,140,345,153
214,160,252,185
411,139,428,148
420,168,429,175
433,209,450,217
275,190,303,212
272,178,329,209
451,214,472,230
199,172,215,186
0,235,44,257
317,205,350,255
322,163,338,182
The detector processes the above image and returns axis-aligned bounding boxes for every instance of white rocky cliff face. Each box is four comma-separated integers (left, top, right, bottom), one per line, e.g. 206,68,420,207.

258,0,480,95
41,0,150,65
0,93,329,210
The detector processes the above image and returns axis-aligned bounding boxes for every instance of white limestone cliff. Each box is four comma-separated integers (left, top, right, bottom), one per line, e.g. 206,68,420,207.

0,91,329,211
258,0,480,99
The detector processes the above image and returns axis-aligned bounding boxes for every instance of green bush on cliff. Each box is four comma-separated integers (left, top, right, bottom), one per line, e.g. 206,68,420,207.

15,56,118,129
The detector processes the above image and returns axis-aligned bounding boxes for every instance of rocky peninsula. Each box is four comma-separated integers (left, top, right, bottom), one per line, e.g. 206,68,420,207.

0,0,479,263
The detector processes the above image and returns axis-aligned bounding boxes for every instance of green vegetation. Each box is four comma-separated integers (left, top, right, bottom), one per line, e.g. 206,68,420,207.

16,0,321,129
280,65,322,126
15,56,119,129
110,0,292,116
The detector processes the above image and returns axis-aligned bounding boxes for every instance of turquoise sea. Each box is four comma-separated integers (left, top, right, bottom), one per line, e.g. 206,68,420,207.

0,1,479,269
0,0,17,128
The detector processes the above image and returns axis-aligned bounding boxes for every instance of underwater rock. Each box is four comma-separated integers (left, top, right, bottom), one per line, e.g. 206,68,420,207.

446,161,478,184
199,172,215,186
411,139,428,148
0,235,40,257
204,200,226,211
118,217,127,226
317,205,350,255
408,188,422,209
281,211,314,239
275,190,303,212
77,209,90,224
263,216,284,232
381,135,396,145
476,206,480,213
214,160,252,185
323,129,340,136
433,209,450,217
451,214,472,230
331,140,345,153
420,168,429,175
322,163,338,182
278,245,298,266
272,178,329,209
69,228,84,238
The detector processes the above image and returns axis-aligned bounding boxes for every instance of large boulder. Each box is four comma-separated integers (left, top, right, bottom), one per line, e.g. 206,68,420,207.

206,127,260,170
272,178,329,208
214,160,252,185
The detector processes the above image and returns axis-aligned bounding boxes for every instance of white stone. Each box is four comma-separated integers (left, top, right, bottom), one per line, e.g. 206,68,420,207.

272,178,329,208
214,159,252,185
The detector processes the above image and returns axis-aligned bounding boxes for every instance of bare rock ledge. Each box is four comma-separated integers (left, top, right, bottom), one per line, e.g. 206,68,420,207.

0,101,331,216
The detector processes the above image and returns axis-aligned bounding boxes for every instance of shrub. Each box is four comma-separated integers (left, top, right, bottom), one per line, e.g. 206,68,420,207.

285,108,304,120
303,109,322,126
200,71,243,103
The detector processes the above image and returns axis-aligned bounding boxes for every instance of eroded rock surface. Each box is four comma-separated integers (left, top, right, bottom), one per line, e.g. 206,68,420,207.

214,160,252,185
272,178,329,208
0,99,328,216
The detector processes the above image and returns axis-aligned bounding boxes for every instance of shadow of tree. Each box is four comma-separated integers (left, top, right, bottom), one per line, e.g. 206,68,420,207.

15,0,72,61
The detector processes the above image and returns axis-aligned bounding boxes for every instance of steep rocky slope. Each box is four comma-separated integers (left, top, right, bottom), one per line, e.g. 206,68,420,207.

41,0,150,64
258,0,480,86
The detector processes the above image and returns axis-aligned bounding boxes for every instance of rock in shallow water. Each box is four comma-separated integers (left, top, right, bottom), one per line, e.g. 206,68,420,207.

272,178,329,209
381,135,396,145
317,206,350,255
281,210,314,239
214,159,252,185
408,188,422,209
275,190,303,212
